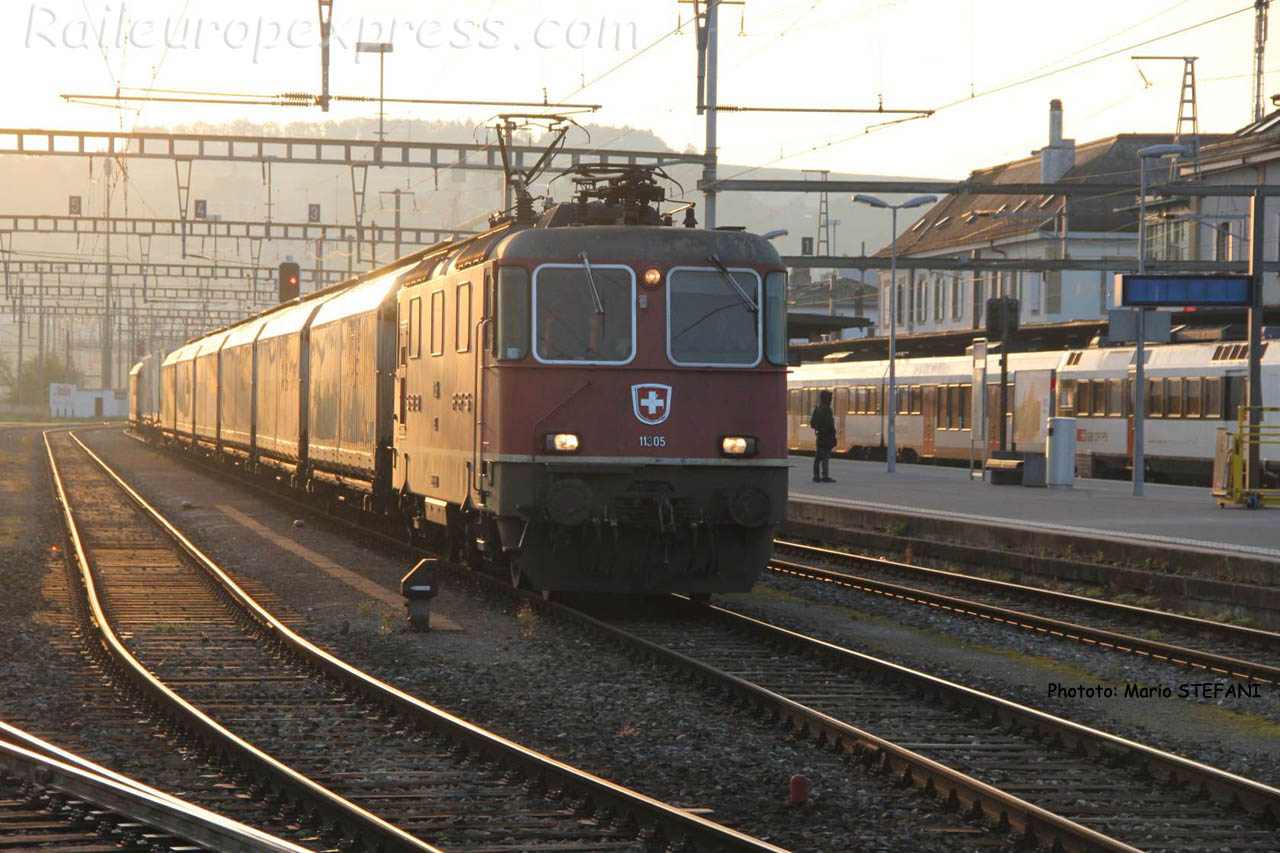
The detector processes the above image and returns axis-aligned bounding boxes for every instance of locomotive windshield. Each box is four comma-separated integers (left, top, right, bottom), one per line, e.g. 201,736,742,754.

533,264,635,363
668,267,762,366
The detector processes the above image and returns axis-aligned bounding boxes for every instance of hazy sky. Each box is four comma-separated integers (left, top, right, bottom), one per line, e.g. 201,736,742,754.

6,1,1267,178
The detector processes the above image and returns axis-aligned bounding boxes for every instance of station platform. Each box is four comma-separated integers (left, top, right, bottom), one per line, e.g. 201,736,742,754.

786,457,1280,563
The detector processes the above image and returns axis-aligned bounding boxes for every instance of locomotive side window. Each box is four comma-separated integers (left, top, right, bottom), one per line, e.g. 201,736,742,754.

667,266,761,367
430,290,445,356
408,296,422,359
765,272,787,365
456,282,472,353
497,267,530,360
533,264,635,363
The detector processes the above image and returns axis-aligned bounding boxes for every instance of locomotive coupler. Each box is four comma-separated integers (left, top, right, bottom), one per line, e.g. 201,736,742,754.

401,558,441,632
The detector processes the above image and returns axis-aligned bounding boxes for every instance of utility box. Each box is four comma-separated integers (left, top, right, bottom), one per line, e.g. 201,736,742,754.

1046,416,1077,487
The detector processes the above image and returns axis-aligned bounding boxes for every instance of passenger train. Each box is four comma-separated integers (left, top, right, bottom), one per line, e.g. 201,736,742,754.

131,167,789,595
787,339,1278,484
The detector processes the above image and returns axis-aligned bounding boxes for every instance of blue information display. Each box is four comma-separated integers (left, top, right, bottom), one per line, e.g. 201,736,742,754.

1118,275,1254,308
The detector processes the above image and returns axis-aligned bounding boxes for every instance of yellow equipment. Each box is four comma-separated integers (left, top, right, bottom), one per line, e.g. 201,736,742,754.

1212,406,1280,510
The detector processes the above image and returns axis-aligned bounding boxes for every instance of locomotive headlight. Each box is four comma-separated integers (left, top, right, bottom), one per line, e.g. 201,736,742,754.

642,267,663,288
720,436,757,457
545,433,581,453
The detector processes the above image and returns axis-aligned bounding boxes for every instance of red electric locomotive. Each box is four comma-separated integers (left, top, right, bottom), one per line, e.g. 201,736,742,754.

139,164,788,596
393,167,789,594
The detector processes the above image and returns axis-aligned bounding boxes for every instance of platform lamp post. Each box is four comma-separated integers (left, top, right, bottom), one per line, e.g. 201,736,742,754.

1133,143,1187,498
356,41,394,146
853,193,937,473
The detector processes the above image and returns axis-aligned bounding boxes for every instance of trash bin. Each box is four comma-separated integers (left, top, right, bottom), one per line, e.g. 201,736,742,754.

1046,416,1076,487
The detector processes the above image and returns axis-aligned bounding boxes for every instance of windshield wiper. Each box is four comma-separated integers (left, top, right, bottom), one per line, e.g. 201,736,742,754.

708,255,758,313
578,252,606,315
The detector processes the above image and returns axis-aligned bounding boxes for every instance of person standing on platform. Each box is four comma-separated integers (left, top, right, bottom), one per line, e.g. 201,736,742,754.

810,390,837,483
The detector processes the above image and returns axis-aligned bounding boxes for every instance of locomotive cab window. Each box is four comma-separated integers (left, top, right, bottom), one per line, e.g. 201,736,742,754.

667,266,762,366
533,263,635,363
496,266,530,360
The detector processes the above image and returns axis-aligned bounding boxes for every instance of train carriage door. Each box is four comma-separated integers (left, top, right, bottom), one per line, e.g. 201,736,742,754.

987,382,1001,453
922,386,937,457
834,387,849,451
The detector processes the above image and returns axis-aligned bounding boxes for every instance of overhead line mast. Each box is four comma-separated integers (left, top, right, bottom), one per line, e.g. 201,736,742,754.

1255,1,1271,123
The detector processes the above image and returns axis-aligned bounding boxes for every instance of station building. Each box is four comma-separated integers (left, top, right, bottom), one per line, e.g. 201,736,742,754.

868,101,1195,337
1161,107,1280,306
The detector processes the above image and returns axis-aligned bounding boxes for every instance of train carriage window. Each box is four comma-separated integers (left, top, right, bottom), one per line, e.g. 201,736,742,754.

1146,379,1164,418
496,266,530,360
1077,381,1092,417
534,264,635,363
788,389,801,415
668,266,762,366
959,384,971,429
1204,376,1222,418
430,290,445,356
408,296,422,359
853,387,867,414
835,387,850,416
1186,377,1203,418
1166,378,1184,417
1107,379,1123,418
910,385,922,414
456,282,473,353
895,386,909,415
1057,379,1076,416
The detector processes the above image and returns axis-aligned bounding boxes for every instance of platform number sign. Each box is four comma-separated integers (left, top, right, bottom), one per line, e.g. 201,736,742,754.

308,204,322,223
193,199,208,220
68,196,82,216
800,236,814,256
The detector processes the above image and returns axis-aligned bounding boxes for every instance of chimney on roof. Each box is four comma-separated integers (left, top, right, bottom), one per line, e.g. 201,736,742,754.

1039,99,1075,183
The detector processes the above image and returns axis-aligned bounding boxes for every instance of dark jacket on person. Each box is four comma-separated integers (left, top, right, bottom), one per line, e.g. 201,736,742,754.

809,403,837,450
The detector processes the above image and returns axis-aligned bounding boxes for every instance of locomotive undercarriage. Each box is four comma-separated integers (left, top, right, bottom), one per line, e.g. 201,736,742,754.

482,462,785,593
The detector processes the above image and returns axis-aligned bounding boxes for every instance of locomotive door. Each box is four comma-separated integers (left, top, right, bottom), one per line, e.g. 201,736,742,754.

921,387,937,457
471,270,494,505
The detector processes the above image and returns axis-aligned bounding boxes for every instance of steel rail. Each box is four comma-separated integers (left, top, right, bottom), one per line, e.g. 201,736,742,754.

689,599,1280,824
509,591,1140,853
0,722,311,853
115,430,1276,850
45,430,447,853
69,431,783,853
770,539,1280,684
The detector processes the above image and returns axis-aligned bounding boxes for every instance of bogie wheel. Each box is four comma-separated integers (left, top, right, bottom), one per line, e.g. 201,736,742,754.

1244,493,1262,511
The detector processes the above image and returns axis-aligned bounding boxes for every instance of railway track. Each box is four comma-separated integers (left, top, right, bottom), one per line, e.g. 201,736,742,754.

46,430,780,853
109,430,1280,850
0,719,308,853
549,596,1280,853
769,539,1280,685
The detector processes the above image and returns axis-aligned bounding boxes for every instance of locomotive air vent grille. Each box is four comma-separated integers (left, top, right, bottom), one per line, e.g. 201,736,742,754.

1066,352,1083,366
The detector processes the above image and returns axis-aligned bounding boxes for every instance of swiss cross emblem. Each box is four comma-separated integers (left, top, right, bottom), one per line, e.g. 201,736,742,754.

631,383,672,426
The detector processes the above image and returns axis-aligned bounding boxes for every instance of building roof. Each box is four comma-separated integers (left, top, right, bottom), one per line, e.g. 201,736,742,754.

1190,106,1280,176
876,133,1181,258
